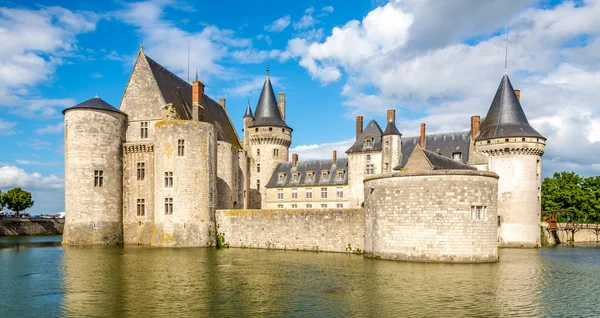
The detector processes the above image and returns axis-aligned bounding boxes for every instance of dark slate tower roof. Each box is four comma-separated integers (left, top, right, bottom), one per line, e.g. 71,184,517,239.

62,96,123,115
244,100,254,118
248,73,290,129
346,120,383,153
382,121,401,136
476,74,544,141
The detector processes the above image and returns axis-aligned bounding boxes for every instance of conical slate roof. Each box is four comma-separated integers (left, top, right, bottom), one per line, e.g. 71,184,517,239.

244,100,254,118
62,96,123,115
248,74,290,129
476,74,544,141
382,121,401,136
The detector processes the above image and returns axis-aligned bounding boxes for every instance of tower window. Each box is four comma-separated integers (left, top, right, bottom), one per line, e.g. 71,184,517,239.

137,199,145,216
273,149,279,157
140,122,148,139
256,179,260,189
257,149,260,156
94,170,103,187
257,163,260,173
282,128,285,132
164,198,173,215
137,162,145,180
505,138,509,142
165,172,173,188
269,127,272,131
522,138,526,142
178,139,185,156
255,128,259,132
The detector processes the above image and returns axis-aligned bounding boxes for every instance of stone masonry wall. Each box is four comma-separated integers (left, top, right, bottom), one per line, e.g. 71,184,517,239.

347,152,381,208
364,170,499,263
0,218,64,236
216,208,364,253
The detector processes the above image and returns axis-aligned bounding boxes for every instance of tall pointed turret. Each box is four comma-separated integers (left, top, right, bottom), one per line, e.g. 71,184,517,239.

244,99,254,118
249,70,290,129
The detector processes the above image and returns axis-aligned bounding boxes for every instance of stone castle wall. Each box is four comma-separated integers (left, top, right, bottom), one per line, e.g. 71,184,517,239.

347,152,381,208
63,108,126,245
215,208,364,253
363,170,499,263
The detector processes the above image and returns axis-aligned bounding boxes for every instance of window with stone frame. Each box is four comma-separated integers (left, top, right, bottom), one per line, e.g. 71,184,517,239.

257,163,260,173
384,162,389,171
321,170,329,181
164,172,173,188
291,189,298,199
336,170,345,180
94,170,103,187
336,187,343,199
306,188,312,199
321,188,327,199
366,154,371,161
364,137,373,149
278,173,286,182
336,204,343,208
470,206,487,220
178,139,185,156
321,204,327,208
257,148,260,156
140,122,149,139
306,171,314,182
277,189,283,200
452,152,462,161
292,173,299,182
273,148,279,157
277,204,283,209
137,199,145,216
164,198,173,215
256,179,260,189
306,204,312,208
365,164,375,175
291,204,297,209
137,162,145,180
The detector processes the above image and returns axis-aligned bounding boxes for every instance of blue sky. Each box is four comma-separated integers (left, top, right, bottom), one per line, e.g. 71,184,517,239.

1,0,600,214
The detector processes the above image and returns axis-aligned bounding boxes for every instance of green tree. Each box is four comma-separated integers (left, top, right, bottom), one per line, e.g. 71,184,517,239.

5,188,34,217
0,190,6,211
542,172,600,223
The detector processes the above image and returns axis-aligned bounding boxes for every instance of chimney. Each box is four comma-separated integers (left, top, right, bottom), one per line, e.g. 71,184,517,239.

219,98,226,109
278,92,286,121
387,109,396,124
332,150,337,165
356,116,364,140
470,116,481,139
292,153,298,167
514,89,521,101
420,123,426,148
192,79,205,121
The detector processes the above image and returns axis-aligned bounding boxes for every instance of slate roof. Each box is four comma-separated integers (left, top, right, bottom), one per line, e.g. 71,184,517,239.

244,100,253,118
346,120,384,153
417,146,476,170
63,97,124,115
266,158,349,188
142,53,242,149
476,74,544,141
382,121,401,136
395,131,471,170
248,74,290,129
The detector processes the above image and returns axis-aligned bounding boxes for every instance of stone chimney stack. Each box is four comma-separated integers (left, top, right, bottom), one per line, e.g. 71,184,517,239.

470,116,481,140
292,153,298,167
514,89,521,101
420,123,426,148
219,98,226,109
278,92,286,121
387,109,396,124
356,116,364,140
332,150,337,165
192,79,205,121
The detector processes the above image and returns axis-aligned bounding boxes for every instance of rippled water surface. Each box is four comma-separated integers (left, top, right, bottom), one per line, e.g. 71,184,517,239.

1,236,600,317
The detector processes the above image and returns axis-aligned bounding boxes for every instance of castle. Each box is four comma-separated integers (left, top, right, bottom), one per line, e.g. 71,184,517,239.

62,48,546,261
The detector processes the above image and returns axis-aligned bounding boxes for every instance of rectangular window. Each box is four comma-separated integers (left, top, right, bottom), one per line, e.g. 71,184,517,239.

177,139,185,156
321,204,327,208
384,163,389,170
257,163,260,173
306,204,312,208
256,179,260,189
291,204,297,209
292,189,298,199
292,174,298,181
337,188,343,199
137,199,145,216
164,198,173,215
306,172,313,182
321,188,327,199
366,164,375,175
137,162,145,181
164,172,173,188
277,189,283,200
140,122,148,139
471,206,487,220
306,189,312,199
452,152,462,161
366,154,371,161
273,149,279,157
337,171,344,180
94,170,103,187
277,204,283,209
321,171,328,181
257,149,260,156
336,204,343,208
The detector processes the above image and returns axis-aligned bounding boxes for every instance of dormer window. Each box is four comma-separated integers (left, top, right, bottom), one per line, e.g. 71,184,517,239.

321,170,329,181
452,152,462,161
336,170,345,180
364,137,373,148
278,173,286,182
306,171,314,182
292,173,299,182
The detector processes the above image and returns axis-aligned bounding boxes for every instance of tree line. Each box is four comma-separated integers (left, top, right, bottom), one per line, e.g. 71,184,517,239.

542,172,600,223
0,188,34,217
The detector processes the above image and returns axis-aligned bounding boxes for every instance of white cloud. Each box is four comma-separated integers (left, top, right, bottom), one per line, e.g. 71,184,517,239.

0,166,63,190
35,122,64,135
15,160,60,166
256,34,272,45
0,119,16,134
290,139,354,160
224,76,282,97
91,72,102,79
265,15,291,32
322,6,334,14
293,14,317,30
104,50,124,61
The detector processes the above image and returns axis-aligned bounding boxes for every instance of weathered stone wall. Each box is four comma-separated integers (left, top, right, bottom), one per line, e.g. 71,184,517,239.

382,134,401,173
0,218,64,236
238,150,250,209
347,152,381,208
216,208,364,253
364,170,499,263
63,108,126,245
217,141,236,209
264,185,350,209
152,120,217,247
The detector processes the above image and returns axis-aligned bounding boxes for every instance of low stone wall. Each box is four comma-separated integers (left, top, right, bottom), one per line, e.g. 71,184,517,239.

0,218,65,236
215,209,364,253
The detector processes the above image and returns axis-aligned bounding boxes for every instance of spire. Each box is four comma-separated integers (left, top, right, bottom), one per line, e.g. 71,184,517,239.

382,121,401,136
266,62,270,77
476,74,544,141
244,98,254,118
504,27,508,75
248,69,290,129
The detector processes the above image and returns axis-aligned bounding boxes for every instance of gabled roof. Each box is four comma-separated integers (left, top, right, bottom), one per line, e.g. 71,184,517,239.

395,131,471,170
244,100,253,118
63,97,124,115
403,145,476,171
382,121,401,136
476,74,544,141
248,74,290,129
346,120,384,153
266,158,349,188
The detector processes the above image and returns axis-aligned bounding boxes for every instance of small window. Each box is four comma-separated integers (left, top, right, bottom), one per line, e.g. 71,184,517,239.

321,188,327,199
384,163,389,170
336,187,343,199
470,206,487,220
256,179,260,189
164,198,173,215
282,128,285,132
452,152,462,161
364,138,373,148
164,172,173,188
178,139,185,156
137,162,145,180
269,127,273,131
277,204,283,209
292,174,298,182
366,164,375,175
257,149,260,156
522,138,526,142
278,173,285,182
137,199,145,216
336,204,343,208
291,204,297,209
366,154,371,161
94,170,103,187
321,171,328,181
306,204,312,208
255,128,259,132
140,122,148,139
292,189,298,199
306,189,312,199
385,140,389,146
487,140,491,144
306,172,314,182
277,189,283,200
257,163,260,173
337,171,344,180
505,138,509,142
321,204,327,208
273,149,279,157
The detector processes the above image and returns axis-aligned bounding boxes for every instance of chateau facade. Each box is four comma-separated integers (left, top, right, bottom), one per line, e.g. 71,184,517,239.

62,48,545,255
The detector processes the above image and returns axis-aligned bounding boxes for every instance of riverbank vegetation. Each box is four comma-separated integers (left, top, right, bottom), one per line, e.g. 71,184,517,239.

0,188,34,217
542,172,600,223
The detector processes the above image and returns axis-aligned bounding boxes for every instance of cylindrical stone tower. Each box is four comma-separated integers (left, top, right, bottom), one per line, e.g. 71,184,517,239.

475,74,546,248
62,97,127,245
382,109,402,173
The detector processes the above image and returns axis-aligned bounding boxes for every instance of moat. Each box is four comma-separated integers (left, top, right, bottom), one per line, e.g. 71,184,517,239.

1,236,600,317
